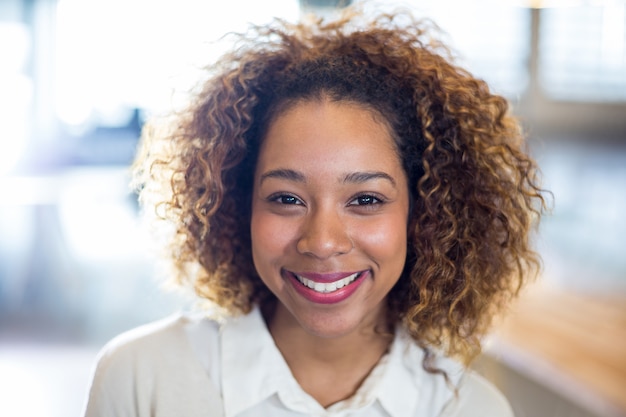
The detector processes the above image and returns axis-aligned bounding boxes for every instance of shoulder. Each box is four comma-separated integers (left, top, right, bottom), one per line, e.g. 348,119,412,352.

441,370,514,417
394,331,512,417
94,313,212,370
84,313,221,417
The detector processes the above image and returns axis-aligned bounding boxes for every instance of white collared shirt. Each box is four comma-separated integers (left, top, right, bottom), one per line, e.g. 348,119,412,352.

84,307,513,417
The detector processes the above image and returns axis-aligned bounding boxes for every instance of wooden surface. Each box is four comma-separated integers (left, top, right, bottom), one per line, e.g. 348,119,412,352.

489,284,626,416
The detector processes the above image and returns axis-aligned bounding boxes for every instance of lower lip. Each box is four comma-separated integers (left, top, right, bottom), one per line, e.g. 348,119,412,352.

286,271,369,305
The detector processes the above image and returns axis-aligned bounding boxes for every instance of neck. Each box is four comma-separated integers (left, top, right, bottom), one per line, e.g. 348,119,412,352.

265,302,394,407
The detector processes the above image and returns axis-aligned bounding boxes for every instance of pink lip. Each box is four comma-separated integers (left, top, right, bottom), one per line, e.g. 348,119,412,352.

284,269,369,305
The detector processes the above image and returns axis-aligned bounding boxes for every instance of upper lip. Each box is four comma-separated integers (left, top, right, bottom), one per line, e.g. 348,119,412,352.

287,270,365,283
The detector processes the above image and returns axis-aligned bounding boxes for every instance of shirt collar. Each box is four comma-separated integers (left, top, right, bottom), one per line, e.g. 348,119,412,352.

376,328,420,417
220,307,464,417
377,328,464,417
220,307,291,417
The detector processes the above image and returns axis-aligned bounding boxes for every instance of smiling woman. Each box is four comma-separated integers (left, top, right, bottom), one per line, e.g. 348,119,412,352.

83,5,546,417
250,99,411,405
251,100,409,340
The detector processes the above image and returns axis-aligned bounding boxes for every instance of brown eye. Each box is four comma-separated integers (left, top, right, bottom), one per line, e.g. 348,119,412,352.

349,194,382,206
269,194,303,205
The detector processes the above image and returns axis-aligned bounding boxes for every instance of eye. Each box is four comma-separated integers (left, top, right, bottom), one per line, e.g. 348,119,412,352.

348,194,383,206
269,193,303,205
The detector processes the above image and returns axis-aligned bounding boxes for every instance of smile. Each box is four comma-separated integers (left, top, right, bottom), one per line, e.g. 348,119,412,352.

295,272,360,293
285,269,369,304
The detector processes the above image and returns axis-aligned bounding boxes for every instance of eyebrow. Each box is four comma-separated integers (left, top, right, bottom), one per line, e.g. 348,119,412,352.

260,169,306,184
343,171,397,187
260,169,397,187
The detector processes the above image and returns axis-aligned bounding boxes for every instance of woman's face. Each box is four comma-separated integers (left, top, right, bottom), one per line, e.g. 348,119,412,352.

250,99,410,339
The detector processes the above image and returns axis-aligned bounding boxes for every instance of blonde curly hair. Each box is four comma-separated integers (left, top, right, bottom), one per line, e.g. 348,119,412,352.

133,8,546,364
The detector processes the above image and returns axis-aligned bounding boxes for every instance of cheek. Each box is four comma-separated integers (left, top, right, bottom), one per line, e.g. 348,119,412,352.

357,214,408,269
250,211,295,270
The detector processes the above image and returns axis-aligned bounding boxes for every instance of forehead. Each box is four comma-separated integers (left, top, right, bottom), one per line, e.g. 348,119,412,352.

264,97,398,144
255,99,404,179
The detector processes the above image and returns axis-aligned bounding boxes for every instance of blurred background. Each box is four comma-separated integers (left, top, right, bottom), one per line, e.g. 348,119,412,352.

0,0,624,416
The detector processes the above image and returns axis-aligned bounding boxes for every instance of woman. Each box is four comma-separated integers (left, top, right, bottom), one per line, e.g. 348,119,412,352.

84,8,545,417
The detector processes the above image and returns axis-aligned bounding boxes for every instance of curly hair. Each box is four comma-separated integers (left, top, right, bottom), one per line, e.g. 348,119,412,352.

133,9,546,364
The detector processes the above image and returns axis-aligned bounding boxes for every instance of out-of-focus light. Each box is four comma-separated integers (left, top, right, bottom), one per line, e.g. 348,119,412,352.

526,0,583,7
0,359,52,417
55,97,92,128
56,168,147,261
505,0,620,7
602,2,625,69
0,346,97,417
0,23,32,176
55,0,300,124
0,76,31,175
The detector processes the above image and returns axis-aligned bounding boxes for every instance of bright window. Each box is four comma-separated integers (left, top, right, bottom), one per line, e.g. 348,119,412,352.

539,2,626,101
54,0,300,127
357,1,531,99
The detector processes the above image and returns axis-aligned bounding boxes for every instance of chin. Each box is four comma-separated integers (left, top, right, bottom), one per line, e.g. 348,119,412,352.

290,305,382,339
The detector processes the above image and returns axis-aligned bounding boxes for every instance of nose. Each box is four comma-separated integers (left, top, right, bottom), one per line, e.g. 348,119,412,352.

296,206,353,259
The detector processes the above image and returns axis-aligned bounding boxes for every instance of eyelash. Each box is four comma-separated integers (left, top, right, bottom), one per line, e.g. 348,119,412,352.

268,193,384,207
268,193,303,205
348,194,384,206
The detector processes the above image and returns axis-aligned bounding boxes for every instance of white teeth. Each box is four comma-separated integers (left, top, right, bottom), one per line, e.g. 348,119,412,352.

295,272,360,294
